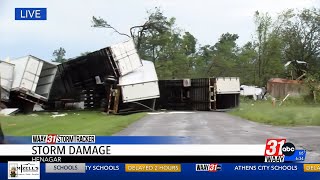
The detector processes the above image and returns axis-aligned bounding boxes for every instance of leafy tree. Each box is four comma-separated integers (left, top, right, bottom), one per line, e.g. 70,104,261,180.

193,45,214,78
207,33,239,77
253,11,272,85
52,47,67,63
277,8,320,79
250,11,285,85
237,42,257,84
92,7,198,79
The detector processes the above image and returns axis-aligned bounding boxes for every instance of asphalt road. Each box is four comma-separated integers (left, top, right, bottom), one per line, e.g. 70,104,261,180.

114,111,320,162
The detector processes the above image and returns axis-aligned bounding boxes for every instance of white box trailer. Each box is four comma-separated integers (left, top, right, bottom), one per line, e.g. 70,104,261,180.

216,77,240,94
0,61,15,101
109,39,143,76
10,55,58,100
215,77,240,110
118,60,160,103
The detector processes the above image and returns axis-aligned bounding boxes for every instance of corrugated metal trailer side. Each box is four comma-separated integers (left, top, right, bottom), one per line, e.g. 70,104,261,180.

267,78,307,98
157,79,192,110
157,78,215,111
190,78,215,111
157,77,240,111
46,41,144,111
46,48,116,110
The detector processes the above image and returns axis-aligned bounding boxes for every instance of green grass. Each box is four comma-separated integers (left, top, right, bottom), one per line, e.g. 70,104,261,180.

229,100,320,126
0,111,146,136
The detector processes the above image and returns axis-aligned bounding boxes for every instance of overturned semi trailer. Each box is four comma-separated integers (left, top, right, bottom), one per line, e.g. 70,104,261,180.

157,77,240,111
46,40,143,110
46,40,160,113
8,56,58,113
0,61,15,104
84,60,159,114
78,60,160,114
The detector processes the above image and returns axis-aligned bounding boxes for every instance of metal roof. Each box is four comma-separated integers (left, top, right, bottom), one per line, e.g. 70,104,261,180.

268,78,303,84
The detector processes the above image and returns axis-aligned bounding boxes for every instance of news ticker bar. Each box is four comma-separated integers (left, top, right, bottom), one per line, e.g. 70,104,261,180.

0,156,266,163
44,163,320,173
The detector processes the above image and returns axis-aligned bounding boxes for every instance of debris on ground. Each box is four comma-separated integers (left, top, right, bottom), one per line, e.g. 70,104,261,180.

0,108,19,116
240,85,266,100
51,113,68,118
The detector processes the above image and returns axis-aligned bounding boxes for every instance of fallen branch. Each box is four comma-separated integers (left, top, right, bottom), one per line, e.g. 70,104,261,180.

279,94,290,106
92,16,131,38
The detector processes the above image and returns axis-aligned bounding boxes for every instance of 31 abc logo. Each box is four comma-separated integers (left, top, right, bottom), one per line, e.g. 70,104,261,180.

265,139,296,156
281,142,295,156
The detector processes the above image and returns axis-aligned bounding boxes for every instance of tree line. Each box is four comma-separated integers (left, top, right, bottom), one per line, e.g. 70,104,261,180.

55,7,320,88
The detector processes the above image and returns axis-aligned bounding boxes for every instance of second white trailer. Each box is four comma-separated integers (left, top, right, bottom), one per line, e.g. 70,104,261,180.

118,60,160,103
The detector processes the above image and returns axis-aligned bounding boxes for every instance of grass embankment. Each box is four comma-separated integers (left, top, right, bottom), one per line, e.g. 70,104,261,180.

0,111,146,136
229,99,320,126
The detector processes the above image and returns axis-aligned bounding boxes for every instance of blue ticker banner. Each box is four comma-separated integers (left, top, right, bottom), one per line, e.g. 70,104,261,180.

2,163,320,180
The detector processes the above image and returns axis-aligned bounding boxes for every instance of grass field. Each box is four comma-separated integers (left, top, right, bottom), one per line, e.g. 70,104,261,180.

229,100,320,126
0,111,146,136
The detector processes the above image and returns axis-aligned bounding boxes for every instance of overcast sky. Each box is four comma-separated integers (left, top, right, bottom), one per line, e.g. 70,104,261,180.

0,0,319,61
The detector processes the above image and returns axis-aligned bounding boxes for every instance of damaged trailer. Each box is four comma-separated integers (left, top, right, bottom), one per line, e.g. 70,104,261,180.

46,39,143,110
8,55,58,113
114,60,160,114
157,77,240,111
0,61,15,104
46,40,159,113
80,60,160,114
